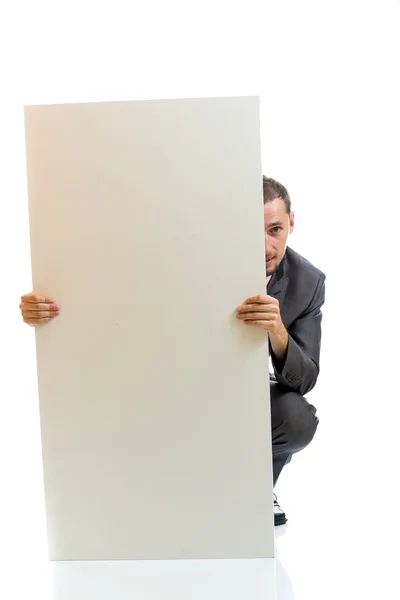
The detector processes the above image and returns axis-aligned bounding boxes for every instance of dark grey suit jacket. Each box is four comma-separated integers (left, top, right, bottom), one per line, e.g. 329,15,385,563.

268,246,326,397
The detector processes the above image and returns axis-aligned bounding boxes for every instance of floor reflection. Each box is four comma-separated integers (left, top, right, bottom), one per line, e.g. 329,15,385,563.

48,555,285,600
276,555,294,600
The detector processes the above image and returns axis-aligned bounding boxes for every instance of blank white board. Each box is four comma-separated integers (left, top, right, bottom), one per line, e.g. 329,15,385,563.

24,96,274,561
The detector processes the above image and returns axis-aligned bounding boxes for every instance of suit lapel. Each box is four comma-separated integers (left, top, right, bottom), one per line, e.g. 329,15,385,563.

268,274,289,304
267,254,289,310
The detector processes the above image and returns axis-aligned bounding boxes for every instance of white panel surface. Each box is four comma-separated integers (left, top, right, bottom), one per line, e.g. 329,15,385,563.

24,97,273,560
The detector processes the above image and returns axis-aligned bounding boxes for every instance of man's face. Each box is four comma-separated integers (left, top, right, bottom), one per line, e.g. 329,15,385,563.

264,198,295,276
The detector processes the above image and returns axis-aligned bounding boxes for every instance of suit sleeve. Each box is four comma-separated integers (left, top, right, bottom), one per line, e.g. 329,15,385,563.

270,273,326,396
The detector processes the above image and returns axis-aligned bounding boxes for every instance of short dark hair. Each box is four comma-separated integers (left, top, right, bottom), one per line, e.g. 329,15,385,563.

263,176,291,214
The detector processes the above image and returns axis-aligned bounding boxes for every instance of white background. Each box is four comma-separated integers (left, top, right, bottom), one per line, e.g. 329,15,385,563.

0,1,399,598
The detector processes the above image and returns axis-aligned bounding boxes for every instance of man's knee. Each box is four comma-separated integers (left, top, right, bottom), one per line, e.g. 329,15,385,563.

270,384,319,450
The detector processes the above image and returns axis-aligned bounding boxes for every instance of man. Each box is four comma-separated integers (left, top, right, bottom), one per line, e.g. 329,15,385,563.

236,177,325,525
20,176,325,527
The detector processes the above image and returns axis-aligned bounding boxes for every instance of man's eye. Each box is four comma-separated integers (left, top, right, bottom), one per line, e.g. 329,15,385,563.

271,227,282,234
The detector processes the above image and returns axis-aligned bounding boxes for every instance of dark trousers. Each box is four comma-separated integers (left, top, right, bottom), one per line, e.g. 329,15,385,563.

270,378,319,486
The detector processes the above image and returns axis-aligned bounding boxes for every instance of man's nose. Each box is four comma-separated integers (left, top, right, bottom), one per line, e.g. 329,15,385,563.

265,233,272,253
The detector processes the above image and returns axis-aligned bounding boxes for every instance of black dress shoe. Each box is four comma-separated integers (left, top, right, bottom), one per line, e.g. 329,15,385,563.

274,494,287,526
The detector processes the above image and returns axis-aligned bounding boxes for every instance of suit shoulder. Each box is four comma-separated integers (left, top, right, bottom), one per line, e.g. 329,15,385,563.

285,246,325,281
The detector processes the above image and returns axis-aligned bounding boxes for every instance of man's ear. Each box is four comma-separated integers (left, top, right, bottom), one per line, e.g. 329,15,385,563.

289,212,295,235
